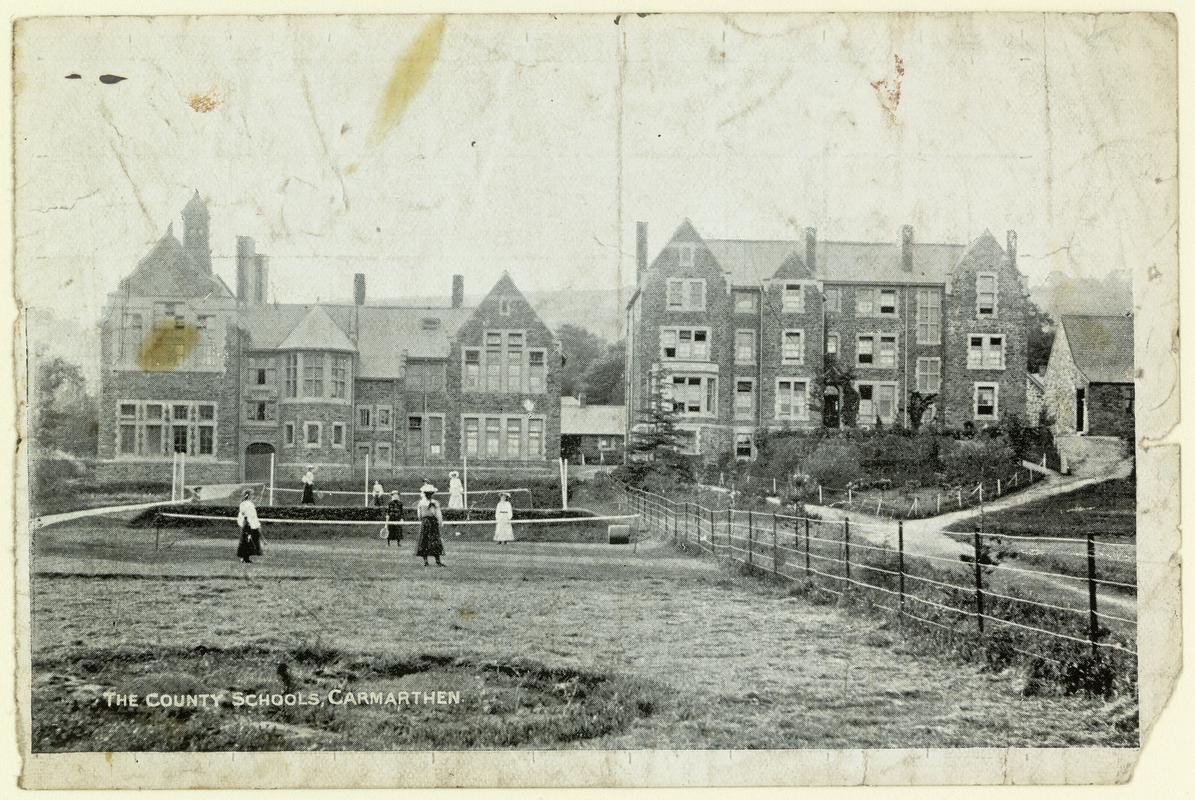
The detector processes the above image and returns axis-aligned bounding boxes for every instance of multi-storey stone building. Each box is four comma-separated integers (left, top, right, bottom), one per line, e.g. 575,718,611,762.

625,220,1032,460
97,193,561,485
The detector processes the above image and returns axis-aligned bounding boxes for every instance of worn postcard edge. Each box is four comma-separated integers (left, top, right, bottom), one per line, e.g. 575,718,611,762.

3,2,1185,790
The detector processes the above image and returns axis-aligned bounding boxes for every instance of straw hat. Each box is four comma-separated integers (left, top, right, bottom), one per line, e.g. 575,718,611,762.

420,483,437,494
390,490,400,498
500,492,511,501
242,488,253,499
449,470,459,478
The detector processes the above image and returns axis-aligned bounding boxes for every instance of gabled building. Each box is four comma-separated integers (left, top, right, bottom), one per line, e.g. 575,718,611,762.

97,193,561,484
1043,314,1135,438
625,220,1033,460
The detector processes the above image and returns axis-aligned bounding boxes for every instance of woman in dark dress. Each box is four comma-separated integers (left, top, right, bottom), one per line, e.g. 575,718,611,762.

386,490,404,547
416,483,445,567
237,488,263,563
301,466,316,505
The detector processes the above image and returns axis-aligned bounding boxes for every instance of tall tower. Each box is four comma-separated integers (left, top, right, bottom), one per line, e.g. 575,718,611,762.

181,190,212,274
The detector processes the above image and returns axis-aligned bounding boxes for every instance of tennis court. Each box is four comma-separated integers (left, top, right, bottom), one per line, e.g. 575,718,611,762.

29,509,1136,751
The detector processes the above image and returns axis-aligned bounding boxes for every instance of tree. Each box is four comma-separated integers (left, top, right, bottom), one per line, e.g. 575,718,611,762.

622,369,694,486
1026,300,1055,375
580,339,625,405
32,357,97,456
813,357,859,428
555,324,607,399
908,391,938,432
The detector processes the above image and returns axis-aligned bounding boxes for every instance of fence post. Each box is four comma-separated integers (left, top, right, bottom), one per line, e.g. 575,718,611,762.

709,506,715,552
996,478,1002,497
1087,530,1099,658
771,513,779,575
748,510,754,567
727,507,732,553
818,485,823,504
897,520,905,616
843,517,851,582
973,532,985,635
848,486,853,504
957,488,962,508
804,516,811,575
936,493,941,514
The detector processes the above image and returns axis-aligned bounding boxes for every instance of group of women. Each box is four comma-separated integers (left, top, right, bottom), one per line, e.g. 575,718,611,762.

236,469,517,566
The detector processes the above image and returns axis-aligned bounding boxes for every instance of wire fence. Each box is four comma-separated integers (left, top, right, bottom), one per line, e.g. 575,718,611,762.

618,484,1138,666
703,465,1048,520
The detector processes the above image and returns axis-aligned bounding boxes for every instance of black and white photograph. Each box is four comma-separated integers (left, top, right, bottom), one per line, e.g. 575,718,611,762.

10,9,1181,790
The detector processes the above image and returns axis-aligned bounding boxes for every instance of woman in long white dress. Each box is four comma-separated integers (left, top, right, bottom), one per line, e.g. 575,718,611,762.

493,492,515,544
447,471,465,510
236,488,264,563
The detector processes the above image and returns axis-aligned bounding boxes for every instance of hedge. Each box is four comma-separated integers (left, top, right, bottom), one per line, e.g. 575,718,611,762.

129,504,600,529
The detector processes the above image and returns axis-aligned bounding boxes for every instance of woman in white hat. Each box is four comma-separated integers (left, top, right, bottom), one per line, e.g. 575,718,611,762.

447,470,465,510
416,482,445,566
493,492,515,544
236,488,263,563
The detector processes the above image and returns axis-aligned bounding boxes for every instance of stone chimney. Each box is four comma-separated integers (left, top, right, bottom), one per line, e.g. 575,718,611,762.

451,274,464,308
900,225,914,272
1006,230,1018,270
354,273,366,306
235,237,267,305
636,221,648,283
804,227,817,274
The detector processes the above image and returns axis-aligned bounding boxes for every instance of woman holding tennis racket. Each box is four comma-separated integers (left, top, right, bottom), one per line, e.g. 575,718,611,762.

416,482,446,567
385,490,404,547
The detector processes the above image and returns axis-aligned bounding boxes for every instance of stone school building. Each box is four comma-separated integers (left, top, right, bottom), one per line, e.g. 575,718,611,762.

625,220,1034,460
97,193,562,485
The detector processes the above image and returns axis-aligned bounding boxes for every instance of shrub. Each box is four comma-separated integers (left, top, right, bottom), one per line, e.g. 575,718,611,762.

939,438,1016,484
804,441,864,487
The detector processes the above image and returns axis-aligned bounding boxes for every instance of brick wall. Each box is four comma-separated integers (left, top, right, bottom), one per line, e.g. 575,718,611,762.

276,399,353,481
97,315,240,483
1087,383,1134,438
448,275,561,467
759,280,823,431
941,234,1029,428
629,227,733,460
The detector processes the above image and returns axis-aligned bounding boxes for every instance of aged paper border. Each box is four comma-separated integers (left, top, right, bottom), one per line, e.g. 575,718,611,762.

2,0,1186,792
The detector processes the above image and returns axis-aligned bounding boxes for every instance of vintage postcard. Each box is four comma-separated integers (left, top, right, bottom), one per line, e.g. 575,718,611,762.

10,9,1180,789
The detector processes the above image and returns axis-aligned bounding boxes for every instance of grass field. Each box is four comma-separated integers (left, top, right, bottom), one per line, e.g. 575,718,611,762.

948,478,1137,540
30,512,1137,751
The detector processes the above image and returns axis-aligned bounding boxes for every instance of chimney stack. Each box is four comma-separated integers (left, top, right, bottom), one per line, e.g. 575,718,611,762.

1006,230,1018,269
635,221,648,283
451,274,464,308
900,225,914,272
253,254,269,305
804,226,817,274
235,237,260,305
354,273,366,306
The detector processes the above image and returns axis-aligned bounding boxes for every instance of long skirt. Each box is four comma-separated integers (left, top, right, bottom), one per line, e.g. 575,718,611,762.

373,495,385,507
387,520,403,543
447,492,465,510
301,484,315,504
493,520,515,543
416,516,444,557
237,522,262,559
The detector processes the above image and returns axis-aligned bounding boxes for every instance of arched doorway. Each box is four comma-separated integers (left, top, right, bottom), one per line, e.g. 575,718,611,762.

245,443,275,483
822,386,840,428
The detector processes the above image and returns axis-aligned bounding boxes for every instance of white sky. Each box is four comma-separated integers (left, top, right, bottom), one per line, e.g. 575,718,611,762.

14,13,1176,340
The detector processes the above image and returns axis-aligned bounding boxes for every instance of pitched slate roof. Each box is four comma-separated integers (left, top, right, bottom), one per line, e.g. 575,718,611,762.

705,237,966,286
276,306,357,353
116,228,233,298
238,303,475,378
1060,314,1135,384
560,401,625,436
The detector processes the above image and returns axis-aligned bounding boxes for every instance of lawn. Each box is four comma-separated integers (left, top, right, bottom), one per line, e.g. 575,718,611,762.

948,479,1136,540
28,513,1137,751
